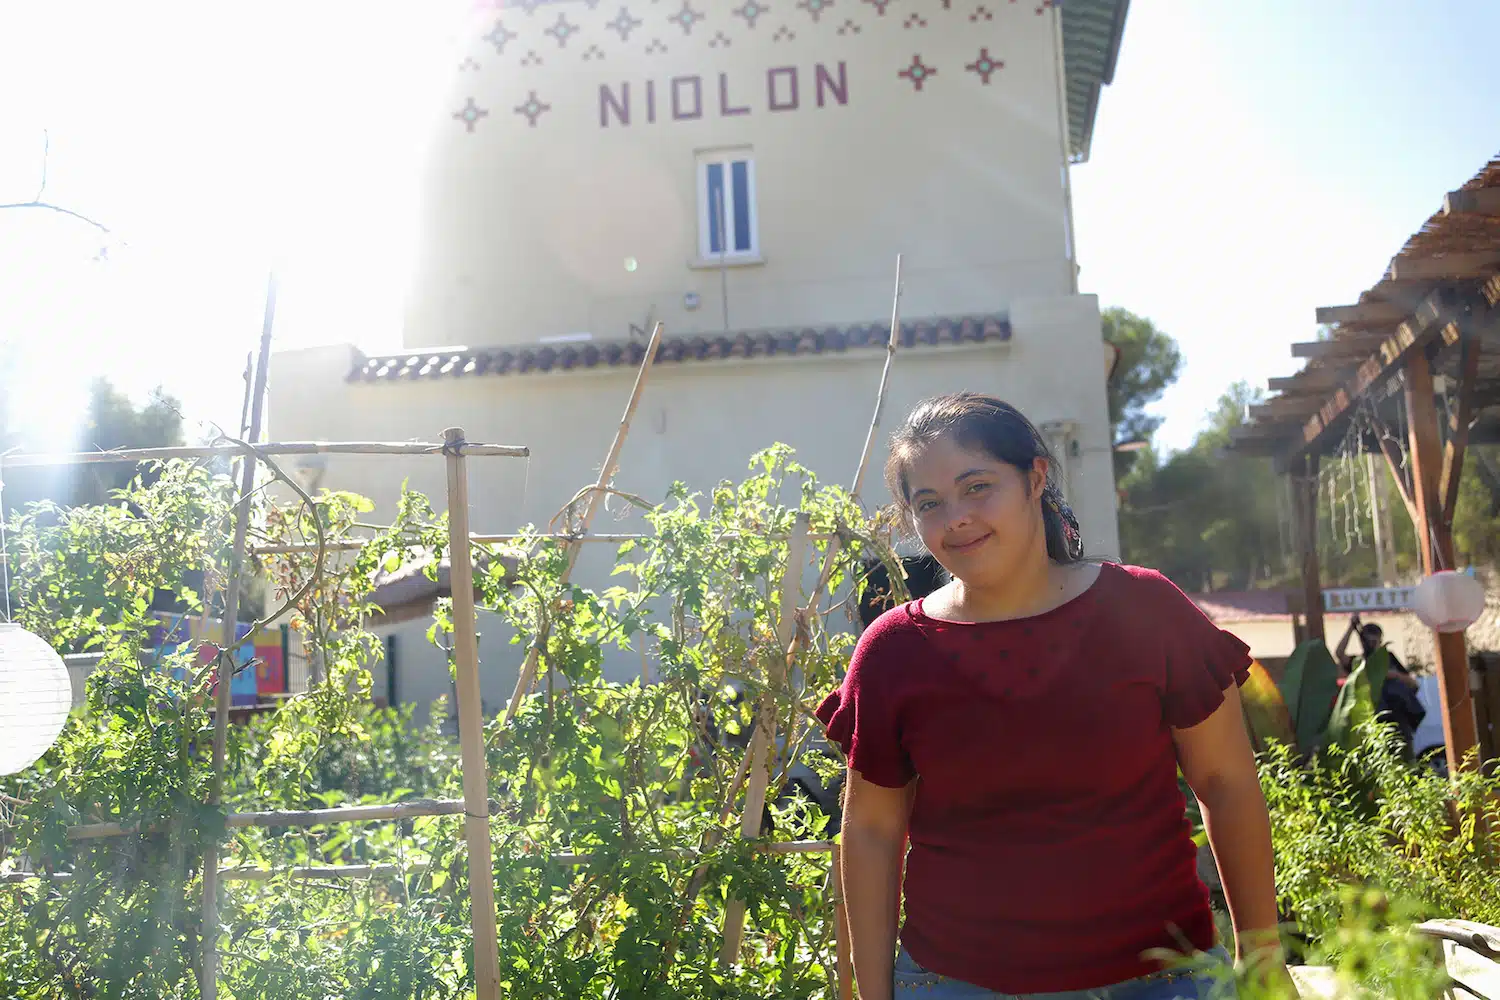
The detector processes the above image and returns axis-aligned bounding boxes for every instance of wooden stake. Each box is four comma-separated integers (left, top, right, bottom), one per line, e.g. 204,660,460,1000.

832,843,854,1000
502,322,665,728
852,253,903,500
811,255,905,606
443,428,503,1000
1,439,529,467
201,271,277,1000
720,512,810,966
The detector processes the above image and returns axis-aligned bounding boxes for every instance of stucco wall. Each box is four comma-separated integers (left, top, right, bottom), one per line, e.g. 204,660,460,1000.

268,295,1115,719
409,1,1075,347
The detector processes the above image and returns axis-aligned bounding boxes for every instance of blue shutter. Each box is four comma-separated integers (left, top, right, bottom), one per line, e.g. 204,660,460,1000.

706,162,725,255
731,160,752,253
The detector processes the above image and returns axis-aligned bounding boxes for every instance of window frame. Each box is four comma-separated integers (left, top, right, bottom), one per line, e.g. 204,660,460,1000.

695,150,759,262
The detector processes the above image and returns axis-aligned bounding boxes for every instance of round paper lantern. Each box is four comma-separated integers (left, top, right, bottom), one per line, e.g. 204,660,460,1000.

0,624,72,776
1409,571,1487,634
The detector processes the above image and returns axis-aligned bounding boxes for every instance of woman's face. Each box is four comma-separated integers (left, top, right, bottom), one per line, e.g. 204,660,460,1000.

903,435,1047,588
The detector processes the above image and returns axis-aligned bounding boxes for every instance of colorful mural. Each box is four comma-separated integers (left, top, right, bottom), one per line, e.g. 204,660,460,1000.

147,615,288,707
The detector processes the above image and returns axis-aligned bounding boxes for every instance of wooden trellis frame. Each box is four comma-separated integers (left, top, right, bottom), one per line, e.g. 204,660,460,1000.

6,253,907,1000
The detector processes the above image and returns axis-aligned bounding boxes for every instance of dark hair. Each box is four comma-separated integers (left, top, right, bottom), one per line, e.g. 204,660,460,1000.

857,554,946,629
883,391,1084,564
1359,623,1384,651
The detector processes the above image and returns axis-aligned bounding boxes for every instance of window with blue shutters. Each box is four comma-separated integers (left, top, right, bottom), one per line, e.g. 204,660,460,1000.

697,151,759,261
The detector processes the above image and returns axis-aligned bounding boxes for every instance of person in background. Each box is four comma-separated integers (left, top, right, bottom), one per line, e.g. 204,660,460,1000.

1334,614,1425,758
819,392,1292,1000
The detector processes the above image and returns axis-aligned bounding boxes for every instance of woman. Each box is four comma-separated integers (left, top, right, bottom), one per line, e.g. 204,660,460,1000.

816,393,1292,999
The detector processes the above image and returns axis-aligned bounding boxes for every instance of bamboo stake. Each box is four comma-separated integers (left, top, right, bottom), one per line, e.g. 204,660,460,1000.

720,511,810,966
7,840,837,886
809,255,905,609
502,322,665,728
68,798,478,840
2,440,529,467
249,530,841,556
443,427,503,1000
200,271,277,1000
832,843,854,1000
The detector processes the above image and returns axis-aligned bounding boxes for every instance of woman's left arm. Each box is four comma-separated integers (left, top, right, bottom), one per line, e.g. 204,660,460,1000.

1173,684,1295,994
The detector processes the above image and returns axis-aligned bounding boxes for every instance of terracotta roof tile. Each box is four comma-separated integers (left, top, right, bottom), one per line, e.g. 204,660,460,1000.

1190,590,1292,623
347,315,1010,383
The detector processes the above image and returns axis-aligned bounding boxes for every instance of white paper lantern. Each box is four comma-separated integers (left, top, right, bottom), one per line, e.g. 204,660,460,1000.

0,624,72,775
1409,571,1487,634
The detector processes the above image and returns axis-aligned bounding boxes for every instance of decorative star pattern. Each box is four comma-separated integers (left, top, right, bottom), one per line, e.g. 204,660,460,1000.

459,55,482,71
708,30,732,47
772,23,796,41
606,6,643,39
514,90,551,126
1034,0,1055,12
520,48,544,66
645,37,668,54
545,12,580,45
902,12,927,27
966,46,1002,83
667,0,705,34
582,43,606,60
898,54,936,90
732,0,771,28
862,0,892,13
970,4,993,20
453,97,489,132
836,17,861,33
797,0,834,21
483,20,518,53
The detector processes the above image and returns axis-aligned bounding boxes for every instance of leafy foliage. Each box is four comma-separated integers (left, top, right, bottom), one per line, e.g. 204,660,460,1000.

2,445,887,999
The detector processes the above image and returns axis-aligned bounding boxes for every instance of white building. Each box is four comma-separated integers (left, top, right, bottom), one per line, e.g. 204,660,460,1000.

269,0,1131,717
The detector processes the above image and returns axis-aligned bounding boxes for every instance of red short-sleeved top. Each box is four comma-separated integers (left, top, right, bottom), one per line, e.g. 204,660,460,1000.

815,562,1251,994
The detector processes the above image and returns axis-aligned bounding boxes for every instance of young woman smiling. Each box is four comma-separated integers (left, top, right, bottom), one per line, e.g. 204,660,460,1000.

816,393,1292,1000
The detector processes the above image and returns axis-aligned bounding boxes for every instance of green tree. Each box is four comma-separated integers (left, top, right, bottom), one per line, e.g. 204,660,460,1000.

1,377,184,514
1104,307,1184,453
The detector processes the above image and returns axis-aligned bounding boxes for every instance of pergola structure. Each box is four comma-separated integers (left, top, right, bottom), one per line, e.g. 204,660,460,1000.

1230,154,1500,776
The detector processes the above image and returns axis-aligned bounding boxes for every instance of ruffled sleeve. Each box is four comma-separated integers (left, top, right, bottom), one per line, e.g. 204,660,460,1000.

1137,569,1253,730
815,612,916,789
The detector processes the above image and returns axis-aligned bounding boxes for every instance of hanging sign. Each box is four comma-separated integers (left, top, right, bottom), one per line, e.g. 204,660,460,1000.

1322,586,1415,612
1322,569,1476,613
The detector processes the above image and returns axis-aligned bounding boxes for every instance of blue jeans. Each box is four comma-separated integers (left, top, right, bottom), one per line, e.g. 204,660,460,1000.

892,945,1237,999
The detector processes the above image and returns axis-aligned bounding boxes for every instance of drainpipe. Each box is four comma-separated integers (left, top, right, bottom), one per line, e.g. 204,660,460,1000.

1049,2,1079,294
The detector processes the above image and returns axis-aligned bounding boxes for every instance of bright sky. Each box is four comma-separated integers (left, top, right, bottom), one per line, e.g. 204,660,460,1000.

1073,0,1500,451
2,2,1497,455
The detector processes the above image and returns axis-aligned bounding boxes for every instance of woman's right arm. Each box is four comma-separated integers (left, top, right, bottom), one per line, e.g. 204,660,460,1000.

841,769,916,1000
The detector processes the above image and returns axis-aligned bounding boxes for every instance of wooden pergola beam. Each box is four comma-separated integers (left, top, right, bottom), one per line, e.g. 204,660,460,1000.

1290,288,1465,458
1443,188,1500,217
1290,340,1345,359
1440,322,1484,520
1268,370,1352,393
1250,398,1323,420
1315,302,1410,325
1388,251,1500,282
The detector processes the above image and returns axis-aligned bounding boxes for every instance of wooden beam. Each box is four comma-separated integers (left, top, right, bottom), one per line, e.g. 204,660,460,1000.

1443,188,1500,217
1291,341,1344,359
1291,455,1324,643
1388,251,1500,282
1404,350,1480,777
1268,370,1352,393
1378,434,1420,531
1440,330,1482,521
1315,302,1410,325
1292,288,1464,456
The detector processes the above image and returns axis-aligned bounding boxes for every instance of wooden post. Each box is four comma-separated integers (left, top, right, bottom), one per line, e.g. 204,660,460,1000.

443,428,503,1000
831,843,854,1000
720,511,810,966
1291,453,1325,644
200,271,276,1000
1404,350,1481,775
